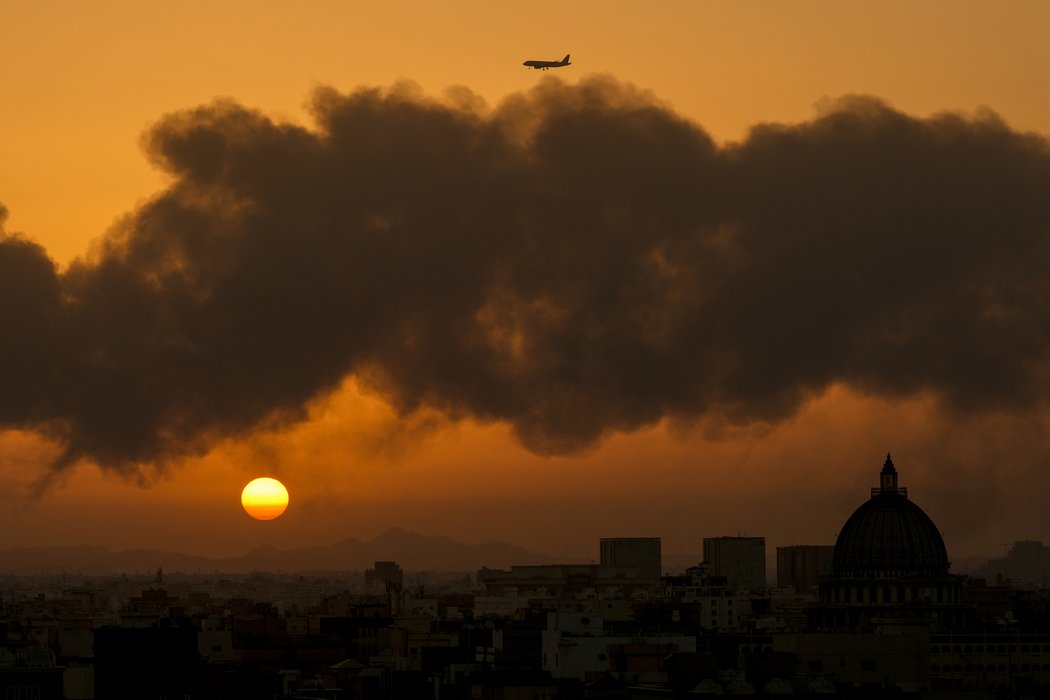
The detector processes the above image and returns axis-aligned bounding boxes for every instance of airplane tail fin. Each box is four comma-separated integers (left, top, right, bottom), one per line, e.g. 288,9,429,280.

562,54,570,64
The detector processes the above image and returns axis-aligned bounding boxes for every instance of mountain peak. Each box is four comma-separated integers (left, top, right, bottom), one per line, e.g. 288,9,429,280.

374,526,408,539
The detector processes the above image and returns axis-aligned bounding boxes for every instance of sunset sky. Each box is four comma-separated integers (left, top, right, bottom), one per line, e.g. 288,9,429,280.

1,1,1049,565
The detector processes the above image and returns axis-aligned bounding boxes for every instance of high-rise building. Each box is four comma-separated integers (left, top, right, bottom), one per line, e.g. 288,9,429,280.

599,537,662,577
777,545,834,592
365,561,404,591
703,536,766,591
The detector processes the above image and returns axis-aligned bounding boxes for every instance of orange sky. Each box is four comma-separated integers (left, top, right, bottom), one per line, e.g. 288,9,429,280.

1,1,1048,564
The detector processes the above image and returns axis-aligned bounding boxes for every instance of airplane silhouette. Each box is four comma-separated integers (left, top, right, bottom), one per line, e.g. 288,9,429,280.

523,54,571,70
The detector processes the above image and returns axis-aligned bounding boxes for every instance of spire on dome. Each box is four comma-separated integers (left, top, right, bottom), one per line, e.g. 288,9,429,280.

875,452,903,497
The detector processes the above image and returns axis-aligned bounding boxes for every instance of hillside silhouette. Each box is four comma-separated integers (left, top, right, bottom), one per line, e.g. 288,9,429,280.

0,527,578,574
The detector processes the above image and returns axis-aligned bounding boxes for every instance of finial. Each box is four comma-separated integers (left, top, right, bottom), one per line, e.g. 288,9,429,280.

878,452,899,495
882,453,896,474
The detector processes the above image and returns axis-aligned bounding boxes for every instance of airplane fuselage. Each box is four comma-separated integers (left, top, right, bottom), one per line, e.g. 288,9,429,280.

523,54,571,70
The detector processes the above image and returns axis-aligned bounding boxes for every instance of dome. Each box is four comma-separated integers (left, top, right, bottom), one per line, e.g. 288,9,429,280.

832,454,949,578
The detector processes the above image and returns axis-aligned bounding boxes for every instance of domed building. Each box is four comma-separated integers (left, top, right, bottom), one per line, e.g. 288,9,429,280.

810,455,972,631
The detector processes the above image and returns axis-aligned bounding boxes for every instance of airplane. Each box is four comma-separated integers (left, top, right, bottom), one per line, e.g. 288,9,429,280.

523,54,571,70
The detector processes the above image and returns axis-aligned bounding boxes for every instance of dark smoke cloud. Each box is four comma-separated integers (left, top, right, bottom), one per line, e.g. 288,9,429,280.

2,77,1049,474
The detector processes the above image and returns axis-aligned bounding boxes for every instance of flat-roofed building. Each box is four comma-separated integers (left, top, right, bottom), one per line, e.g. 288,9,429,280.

703,536,766,591
777,544,834,593
600,537,662,578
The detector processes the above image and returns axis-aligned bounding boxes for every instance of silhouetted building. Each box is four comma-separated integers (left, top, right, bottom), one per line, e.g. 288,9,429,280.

703,536,765,591
776,544,834,593
365,561,404,592
773,632,931,693
599,538,661,578
928,631,1050,692
811,454,972,632
465,670,559,700
0,648,64,700
478,564,659,598
94,624,200,699
979,539,1050,586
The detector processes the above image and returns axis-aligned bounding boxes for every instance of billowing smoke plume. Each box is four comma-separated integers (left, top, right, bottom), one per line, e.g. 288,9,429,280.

2,77,1049,474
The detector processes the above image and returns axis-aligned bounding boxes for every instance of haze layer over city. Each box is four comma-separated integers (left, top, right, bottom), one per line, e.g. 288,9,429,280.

1,0,1049,565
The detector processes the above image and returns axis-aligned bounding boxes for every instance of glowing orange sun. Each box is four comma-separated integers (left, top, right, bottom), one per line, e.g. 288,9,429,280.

241,477,289,520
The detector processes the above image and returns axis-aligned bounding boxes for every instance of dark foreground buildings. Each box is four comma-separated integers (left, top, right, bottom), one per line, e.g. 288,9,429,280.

4,454,1050,698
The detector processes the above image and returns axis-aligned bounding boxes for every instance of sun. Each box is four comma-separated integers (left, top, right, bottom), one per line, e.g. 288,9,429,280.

241,477,289,520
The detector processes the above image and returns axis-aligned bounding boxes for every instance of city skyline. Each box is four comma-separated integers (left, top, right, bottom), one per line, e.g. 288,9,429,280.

1,1,1049,562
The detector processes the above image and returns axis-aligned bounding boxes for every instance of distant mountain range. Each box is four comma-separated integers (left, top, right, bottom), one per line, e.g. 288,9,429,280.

10,529,980,578
0,527,582,575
